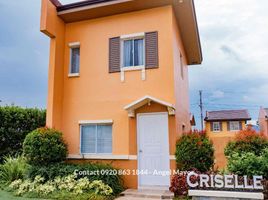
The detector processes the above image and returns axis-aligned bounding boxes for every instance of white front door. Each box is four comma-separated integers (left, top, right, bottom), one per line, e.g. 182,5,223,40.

137,112,170,187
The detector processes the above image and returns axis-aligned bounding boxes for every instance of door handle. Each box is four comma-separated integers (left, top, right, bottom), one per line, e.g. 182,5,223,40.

139,150,143,153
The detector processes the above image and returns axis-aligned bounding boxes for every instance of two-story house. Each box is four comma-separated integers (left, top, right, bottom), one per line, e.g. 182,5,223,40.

40,0,202,189
258,107,268,136
204,109,251,168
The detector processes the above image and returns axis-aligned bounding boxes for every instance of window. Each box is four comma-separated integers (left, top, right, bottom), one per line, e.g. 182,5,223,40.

122,38,144,67
229,121,240,131
180,53,184,79
81,124,112,154
212,122,220,132
69,46,80,75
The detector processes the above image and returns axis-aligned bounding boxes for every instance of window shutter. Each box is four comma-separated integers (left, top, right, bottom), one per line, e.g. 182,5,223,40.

220,122,223,131
145,31,159,69
109,37,120,73
239,121,243,130
227,122,230,131
210,122,213,131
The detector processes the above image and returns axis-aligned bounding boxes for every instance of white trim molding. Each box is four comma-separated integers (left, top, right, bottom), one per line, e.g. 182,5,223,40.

68,42,80,48
68,73,80,77
79,120,113,124
120,32,146,82
124,95,176,117
67,154,137,160
189,190,263,199
58,0,133,15
169,155,176,160
120,32,145,39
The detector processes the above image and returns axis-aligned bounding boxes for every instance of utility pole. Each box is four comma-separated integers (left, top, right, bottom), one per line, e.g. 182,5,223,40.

199,90,204,130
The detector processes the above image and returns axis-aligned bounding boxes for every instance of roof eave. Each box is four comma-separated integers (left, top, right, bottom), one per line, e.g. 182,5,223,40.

56,0,202,65
205,118,252,122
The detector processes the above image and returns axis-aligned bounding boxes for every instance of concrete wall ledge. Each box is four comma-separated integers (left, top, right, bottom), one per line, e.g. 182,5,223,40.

189,190,264,200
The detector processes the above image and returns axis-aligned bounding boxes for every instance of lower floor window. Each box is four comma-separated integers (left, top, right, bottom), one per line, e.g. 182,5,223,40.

81,124,112,154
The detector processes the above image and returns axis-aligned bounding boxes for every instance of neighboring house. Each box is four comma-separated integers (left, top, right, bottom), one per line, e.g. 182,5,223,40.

258,107,268,136
40,0,202,189
190,113,196,130
246,120,260,132
204,109,251,168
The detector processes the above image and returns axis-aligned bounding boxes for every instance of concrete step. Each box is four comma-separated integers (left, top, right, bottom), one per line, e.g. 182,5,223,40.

120,189,174,199
117,197,158,200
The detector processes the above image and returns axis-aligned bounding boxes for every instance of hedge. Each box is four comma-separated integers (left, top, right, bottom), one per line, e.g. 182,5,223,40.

23,127,67,166
0,106,46,163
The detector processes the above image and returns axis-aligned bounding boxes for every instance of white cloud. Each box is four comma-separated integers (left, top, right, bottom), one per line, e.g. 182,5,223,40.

190,0,268,124
211,90,225,99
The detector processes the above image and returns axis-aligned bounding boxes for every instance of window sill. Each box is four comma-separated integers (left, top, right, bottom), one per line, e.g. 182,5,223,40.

68,73,80,78
67,154,137,160
79,119,113,124
121,66,145,72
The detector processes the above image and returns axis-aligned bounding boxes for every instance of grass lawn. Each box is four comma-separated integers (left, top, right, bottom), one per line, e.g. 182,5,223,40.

0,190,48,200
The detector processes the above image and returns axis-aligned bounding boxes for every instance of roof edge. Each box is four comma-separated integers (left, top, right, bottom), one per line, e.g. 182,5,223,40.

50,0,62,7
57,0,118,11
191,0,203,64
204,118,252,122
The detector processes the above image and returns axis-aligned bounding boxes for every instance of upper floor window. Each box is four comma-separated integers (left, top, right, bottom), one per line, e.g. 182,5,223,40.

229,121,240,131
212,122,220,132
180,52,184,79
80,124,112,154
121,33,145,68
69,42,80,76
109,32,158,74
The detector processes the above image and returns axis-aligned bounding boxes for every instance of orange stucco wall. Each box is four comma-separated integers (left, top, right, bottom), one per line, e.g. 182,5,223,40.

41,0,190,188
41,0,65,130
68,102,176,189
205,121,247,169
61,6,177,155
171,11,191,135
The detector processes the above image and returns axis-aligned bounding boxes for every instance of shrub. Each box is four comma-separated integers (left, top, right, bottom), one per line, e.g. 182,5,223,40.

23,127,67,166
175,130,214,172
170,169,200,197
0,106,46,163
0,155,29,184
225,128,268,178
225,128,268,157
8,174,113,199
227,148,268,178
26,162,124,195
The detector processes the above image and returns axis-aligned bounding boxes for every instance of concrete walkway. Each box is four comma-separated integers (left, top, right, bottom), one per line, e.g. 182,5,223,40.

117,189,174,199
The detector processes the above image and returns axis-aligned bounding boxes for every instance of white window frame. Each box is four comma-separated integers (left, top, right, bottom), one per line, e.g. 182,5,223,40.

229,121,240,131
79,120,113,155
120,32,145,70
212,122,220,132
68,42,80,77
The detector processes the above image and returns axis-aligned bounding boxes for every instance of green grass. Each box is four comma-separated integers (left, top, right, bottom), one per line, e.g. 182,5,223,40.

0,190,48,200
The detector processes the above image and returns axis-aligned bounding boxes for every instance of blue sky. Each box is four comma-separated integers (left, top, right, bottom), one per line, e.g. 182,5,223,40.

0,0,267,128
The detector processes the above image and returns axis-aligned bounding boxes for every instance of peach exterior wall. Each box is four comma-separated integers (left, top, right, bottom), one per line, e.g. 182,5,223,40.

41,0,189,188
61,6,177,155
171,11,191,135
205,121,247,169
259,108,268,137
40,0,65,130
